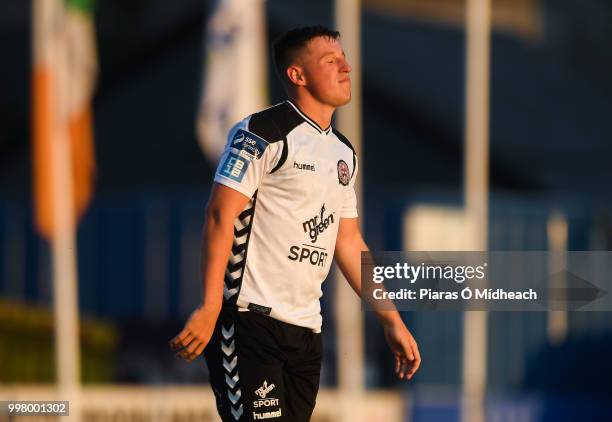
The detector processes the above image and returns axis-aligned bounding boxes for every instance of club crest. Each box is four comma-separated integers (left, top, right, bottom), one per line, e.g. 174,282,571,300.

337,160,350,186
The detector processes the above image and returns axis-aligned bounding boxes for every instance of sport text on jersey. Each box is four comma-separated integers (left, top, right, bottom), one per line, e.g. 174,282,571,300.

288,245,329,267
302,204,334,243
288,204,334,267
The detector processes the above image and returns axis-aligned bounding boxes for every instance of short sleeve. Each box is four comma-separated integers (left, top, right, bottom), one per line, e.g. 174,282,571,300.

214,122,283,198
340,155,359,218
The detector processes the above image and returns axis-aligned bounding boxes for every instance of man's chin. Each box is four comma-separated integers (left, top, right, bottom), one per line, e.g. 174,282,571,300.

321,91,351,108
335,93,352,107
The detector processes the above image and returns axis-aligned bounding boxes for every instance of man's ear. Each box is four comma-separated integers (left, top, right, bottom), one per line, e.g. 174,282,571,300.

286,65,306,87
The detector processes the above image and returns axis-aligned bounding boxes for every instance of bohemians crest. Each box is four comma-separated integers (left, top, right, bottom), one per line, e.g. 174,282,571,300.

337,160,350,186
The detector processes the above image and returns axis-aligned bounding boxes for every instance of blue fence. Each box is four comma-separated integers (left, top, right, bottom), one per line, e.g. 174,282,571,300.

1,190,612,401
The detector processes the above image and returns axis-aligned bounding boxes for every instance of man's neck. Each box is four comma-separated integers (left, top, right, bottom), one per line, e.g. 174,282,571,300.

289,94,335,130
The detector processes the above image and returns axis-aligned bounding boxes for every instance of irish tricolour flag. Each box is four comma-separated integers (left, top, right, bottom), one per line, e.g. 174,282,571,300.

32,0,97,240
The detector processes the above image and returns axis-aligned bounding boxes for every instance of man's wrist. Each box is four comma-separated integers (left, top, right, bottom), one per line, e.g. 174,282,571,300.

200,277,225,314
376,310,403,328
200,295,223,315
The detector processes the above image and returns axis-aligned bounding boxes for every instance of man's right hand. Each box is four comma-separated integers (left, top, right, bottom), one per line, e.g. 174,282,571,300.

169,184,251,363
169,306,219,362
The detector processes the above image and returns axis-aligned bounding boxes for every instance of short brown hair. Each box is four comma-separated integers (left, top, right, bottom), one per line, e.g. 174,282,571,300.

272,26,341,85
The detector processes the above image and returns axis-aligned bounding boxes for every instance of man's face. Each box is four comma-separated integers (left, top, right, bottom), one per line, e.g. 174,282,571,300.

295,36,352,107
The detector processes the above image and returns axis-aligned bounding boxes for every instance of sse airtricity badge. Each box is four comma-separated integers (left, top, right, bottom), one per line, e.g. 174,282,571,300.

231,129,268,160
337,160,350,186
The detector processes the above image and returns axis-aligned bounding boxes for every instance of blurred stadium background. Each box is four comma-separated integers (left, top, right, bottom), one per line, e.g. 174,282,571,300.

1,0,612,421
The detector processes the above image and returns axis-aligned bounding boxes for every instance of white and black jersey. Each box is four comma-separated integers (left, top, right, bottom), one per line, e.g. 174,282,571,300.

213,100,358,333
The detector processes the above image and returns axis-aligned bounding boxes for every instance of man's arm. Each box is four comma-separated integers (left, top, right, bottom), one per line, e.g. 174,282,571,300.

334,217,421,380
169,183,251,361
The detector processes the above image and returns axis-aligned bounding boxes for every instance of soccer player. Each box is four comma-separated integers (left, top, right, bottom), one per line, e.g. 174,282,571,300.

170,26,420,422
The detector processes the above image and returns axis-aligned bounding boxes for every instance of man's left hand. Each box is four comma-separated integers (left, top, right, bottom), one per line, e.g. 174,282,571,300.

383,321,421,380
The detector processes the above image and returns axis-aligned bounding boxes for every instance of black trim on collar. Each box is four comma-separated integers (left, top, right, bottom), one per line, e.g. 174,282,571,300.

286,100,332,135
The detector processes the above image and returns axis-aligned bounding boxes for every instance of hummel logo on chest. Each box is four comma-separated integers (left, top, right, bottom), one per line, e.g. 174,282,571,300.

293,161,316,172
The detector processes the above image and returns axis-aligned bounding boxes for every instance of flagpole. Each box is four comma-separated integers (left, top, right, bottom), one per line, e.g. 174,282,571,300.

335,1,364,421
462,1,491,422
547,212,568,343
34,0,82,416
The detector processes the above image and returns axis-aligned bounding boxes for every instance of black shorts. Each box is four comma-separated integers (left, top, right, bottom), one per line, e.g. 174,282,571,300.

204,306,323,422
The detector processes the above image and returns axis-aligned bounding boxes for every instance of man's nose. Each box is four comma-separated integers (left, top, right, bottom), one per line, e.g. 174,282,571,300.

341,59,351,73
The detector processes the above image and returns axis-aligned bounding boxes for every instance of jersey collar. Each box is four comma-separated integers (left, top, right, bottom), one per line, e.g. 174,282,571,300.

286,100,332,135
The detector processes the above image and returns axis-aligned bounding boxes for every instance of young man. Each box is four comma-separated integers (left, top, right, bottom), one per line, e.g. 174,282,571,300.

170,26,420,421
